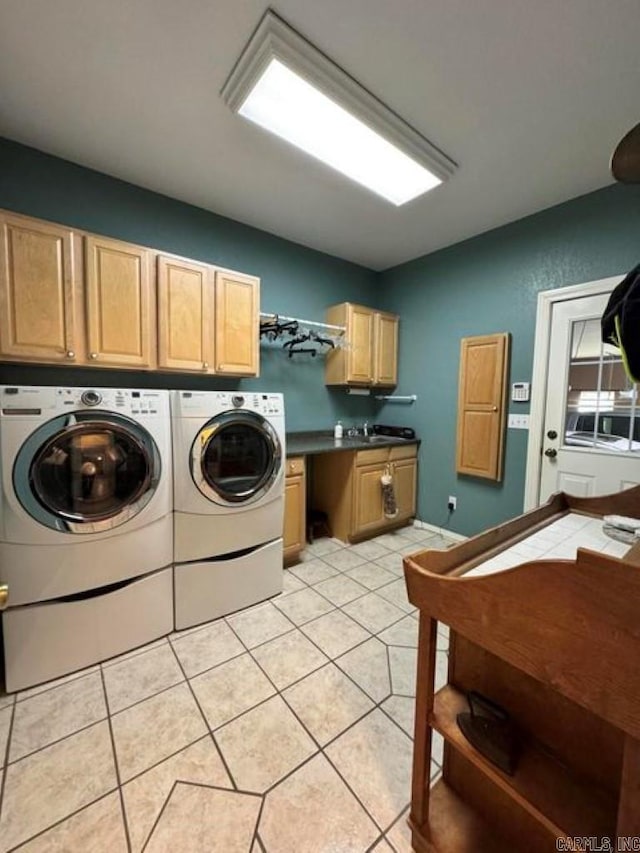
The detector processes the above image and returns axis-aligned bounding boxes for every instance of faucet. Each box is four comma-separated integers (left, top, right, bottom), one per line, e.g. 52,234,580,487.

363,421,369,437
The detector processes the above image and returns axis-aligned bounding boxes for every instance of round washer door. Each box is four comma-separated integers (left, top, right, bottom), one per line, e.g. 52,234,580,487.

13,411,161,534
192,410,281,506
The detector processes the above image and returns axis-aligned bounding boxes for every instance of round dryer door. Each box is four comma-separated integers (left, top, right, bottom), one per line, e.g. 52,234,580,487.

13,411,161,534
192,410,281,506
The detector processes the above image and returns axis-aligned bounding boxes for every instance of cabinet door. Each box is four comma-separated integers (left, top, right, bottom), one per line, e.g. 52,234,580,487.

353,462,387,534
456,333,509,481
392,458,417,520
85,235,155,368
284,460,306,561
0,214,78,362
346,304,374,384
214,269,259,376
284,477,305,557
157,255,213,372
374,311,398,386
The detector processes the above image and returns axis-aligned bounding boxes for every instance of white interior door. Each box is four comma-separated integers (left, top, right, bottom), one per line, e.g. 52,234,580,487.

539,292,640,501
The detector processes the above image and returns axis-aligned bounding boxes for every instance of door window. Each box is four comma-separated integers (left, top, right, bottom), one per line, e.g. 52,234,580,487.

564,317,639,453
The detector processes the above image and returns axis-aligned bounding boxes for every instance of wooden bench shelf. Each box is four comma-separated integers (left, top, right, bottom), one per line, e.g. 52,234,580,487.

431,685,617,842
404,486,640,853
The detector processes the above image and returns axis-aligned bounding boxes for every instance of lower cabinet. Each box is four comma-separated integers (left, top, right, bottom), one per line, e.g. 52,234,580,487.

283,456,306,563
313,444,418,543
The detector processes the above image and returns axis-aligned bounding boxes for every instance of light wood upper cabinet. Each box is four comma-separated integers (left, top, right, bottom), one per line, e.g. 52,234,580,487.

0,213,78,363
214,270,259,376
325,302,398,387
157,255,214,372
0,209,261,376
85,235,156,368
374,311,399,386
325,302,374,385
283,456,306,564
456,333,510,481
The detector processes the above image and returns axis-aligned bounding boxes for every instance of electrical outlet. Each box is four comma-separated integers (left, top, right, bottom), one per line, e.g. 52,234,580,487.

448,495,457,511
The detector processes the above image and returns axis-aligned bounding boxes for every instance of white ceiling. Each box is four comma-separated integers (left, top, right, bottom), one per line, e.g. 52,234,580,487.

1,0,639,270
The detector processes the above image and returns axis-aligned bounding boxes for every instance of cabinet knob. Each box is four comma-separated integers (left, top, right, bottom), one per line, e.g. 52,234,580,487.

202,362,209,369
492,406,498,412
66,350,75,359
90,352,98,359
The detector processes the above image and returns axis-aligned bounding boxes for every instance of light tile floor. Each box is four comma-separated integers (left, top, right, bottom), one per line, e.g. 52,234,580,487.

0,526,455,852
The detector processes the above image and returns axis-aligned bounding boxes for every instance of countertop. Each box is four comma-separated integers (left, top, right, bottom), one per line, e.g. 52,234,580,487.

285,430,420,457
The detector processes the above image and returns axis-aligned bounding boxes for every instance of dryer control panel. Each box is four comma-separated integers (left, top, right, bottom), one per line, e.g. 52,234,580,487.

176,391,284,417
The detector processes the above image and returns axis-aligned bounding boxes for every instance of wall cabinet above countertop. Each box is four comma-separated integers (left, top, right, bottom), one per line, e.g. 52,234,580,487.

0,210,260,377
324,302,398,387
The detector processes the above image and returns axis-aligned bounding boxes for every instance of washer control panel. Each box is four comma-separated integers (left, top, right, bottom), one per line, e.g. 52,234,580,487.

0,387,167,417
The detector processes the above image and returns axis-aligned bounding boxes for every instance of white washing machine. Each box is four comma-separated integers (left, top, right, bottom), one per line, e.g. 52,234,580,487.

0,386,174,691
171,390,285,629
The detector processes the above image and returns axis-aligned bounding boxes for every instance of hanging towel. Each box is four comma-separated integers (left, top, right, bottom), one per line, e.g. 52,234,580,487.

381,465,398,519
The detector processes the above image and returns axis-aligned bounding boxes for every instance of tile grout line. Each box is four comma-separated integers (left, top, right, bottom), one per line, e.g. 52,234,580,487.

5,714,110,769
1,538,446,850
140,779,178,853
99,664,133,853
0,697,17,828
239,601,418,835
222,616,389,834
6,789,120,853
164,639,240,794
248,792,267,853
12,667,101,705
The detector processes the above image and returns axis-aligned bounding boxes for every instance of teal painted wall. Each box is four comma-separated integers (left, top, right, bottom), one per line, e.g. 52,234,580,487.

377,183,640,536
0,138,377,431
2,138,639,535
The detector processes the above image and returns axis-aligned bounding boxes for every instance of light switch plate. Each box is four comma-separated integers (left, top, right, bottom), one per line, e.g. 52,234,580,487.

508,413,530,430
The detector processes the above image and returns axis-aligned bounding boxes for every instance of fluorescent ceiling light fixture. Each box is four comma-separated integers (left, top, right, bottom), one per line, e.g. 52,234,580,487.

222,11,456,206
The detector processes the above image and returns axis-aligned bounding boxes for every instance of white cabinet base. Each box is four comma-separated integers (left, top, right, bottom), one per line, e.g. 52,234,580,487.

2,567,173,693
174,538,283,630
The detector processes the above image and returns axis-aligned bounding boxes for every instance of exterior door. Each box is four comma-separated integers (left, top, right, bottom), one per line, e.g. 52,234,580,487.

539,293,640,501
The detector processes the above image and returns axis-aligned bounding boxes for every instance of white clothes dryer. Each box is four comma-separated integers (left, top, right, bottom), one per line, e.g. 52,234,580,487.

171,390,285,628
0,386,174,691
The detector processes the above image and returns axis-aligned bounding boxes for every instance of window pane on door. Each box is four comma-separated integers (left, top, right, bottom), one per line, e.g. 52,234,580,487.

564,318,639,453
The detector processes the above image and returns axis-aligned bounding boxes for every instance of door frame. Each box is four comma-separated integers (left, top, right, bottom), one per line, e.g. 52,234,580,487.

523,274,624,510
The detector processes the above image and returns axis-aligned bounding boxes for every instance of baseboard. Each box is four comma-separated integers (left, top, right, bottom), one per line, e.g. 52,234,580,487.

413,519,467,543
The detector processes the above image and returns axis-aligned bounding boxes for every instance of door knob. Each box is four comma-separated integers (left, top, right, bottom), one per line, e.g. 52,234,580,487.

0,584,8,610
547,430,558,440
544,448,558,458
